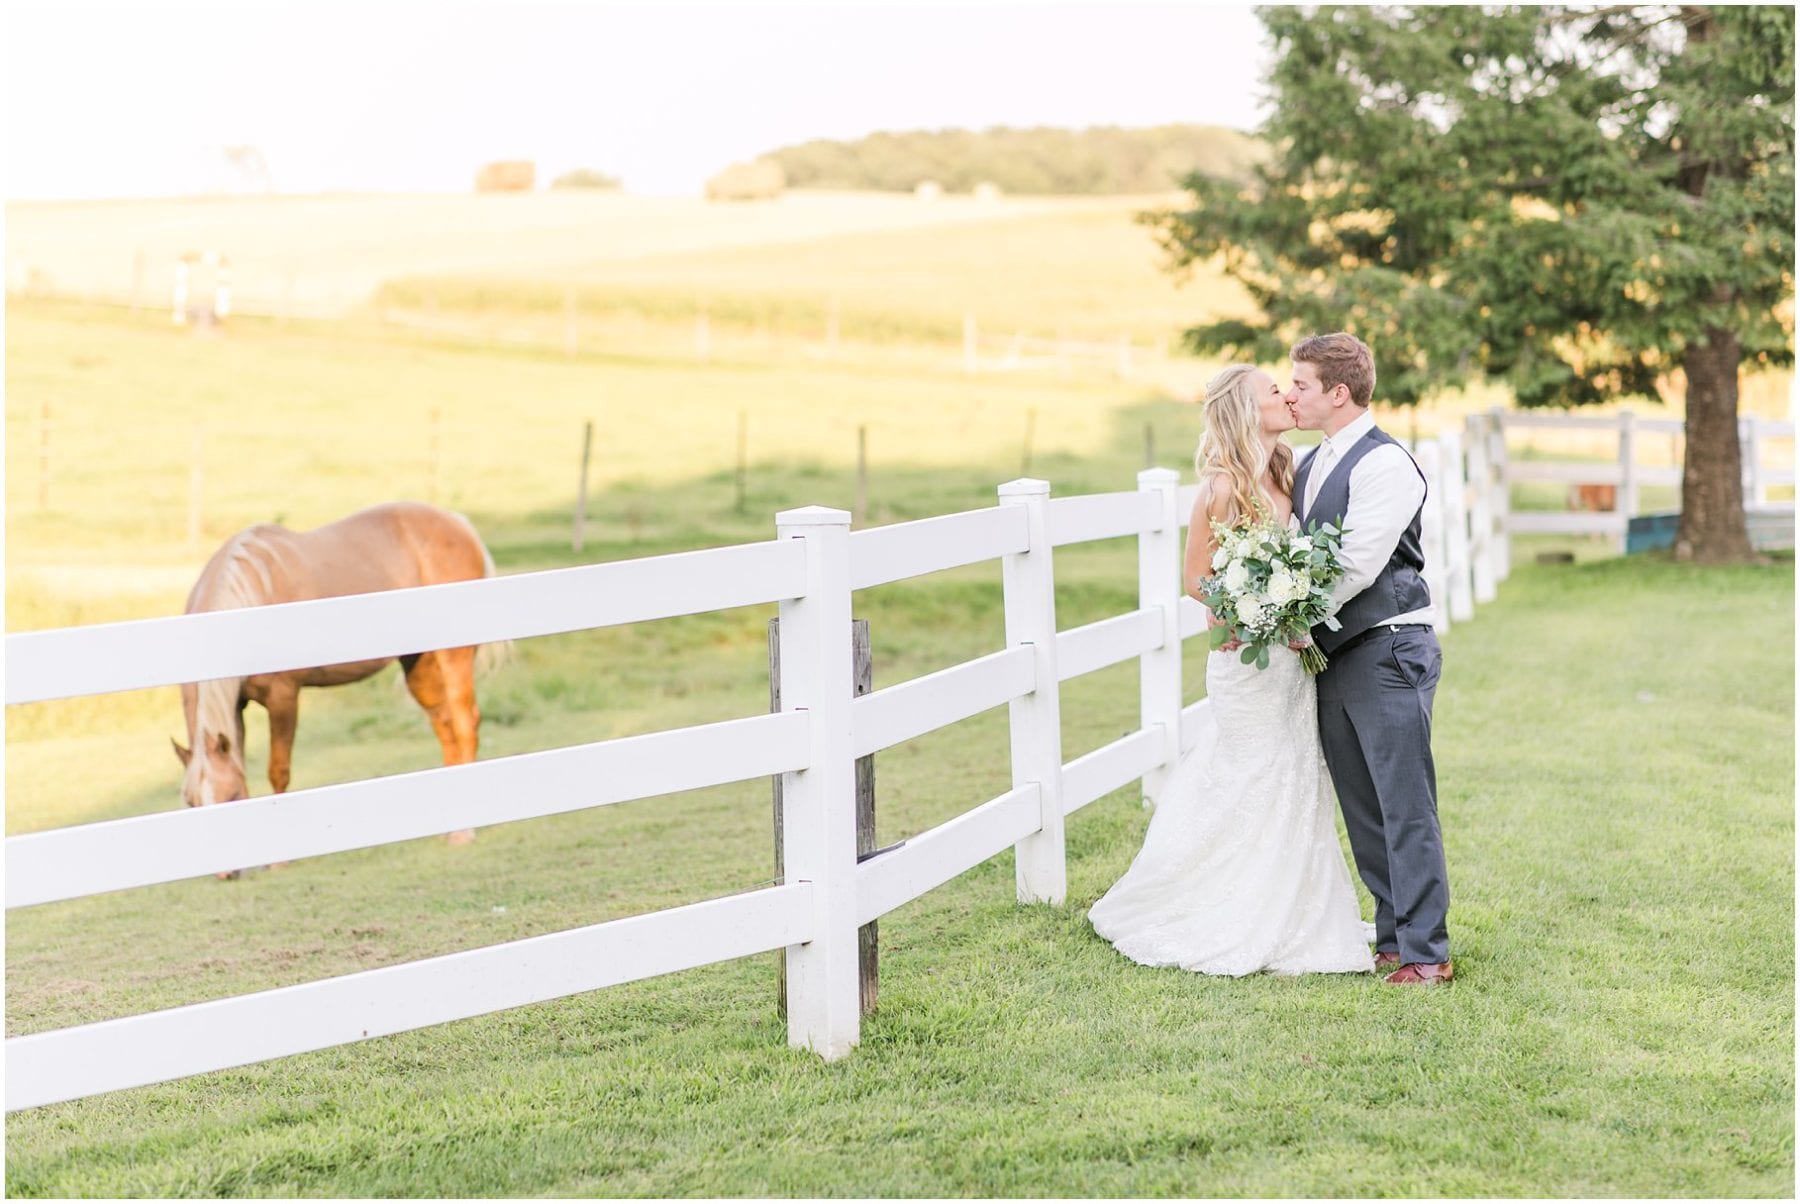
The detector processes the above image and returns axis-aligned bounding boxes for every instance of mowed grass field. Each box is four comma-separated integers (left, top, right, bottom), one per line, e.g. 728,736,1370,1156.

6,549,1792,1197
5,192,1795,1196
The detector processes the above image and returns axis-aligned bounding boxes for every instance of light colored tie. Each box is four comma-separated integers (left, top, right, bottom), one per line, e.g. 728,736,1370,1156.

1304,440,1335,516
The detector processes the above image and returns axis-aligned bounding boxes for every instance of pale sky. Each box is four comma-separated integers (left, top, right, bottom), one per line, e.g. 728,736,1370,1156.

3,1,1273,199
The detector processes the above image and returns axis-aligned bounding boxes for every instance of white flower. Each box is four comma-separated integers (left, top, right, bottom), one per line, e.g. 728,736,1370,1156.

1291,533,1313,552
1211,546,1231,571
1236,594,1268,629
1267,570,1301,605
1222,560,1251,593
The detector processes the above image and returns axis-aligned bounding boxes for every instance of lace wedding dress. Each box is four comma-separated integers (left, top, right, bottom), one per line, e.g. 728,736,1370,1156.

1089,645,1375,977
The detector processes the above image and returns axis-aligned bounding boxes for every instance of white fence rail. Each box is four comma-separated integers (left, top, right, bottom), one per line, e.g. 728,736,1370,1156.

8,885,813,1112
16,411,1646,1109
7,540,809,705
1496,409,1796,551
7,469,1219,1109
7,712,812,910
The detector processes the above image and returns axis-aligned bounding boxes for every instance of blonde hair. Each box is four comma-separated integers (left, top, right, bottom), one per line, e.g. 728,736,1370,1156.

1194,365,1295,524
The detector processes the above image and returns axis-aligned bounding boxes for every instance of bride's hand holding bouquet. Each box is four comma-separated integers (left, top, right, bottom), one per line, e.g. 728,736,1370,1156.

1198,517,1348,675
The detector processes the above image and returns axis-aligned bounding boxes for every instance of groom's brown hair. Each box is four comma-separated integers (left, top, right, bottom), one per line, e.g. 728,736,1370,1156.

1291,333,1376,407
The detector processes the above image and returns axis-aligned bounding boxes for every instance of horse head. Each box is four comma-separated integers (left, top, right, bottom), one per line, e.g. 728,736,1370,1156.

172,729,248,808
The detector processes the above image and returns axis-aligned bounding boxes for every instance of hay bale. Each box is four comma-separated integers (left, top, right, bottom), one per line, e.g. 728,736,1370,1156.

973,181,1002,202
706,158,785,202
475,160,536,192
551,168,621,190
914,180,943,202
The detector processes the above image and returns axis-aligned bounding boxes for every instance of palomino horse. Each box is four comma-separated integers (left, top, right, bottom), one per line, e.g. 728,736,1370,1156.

173,502,501,870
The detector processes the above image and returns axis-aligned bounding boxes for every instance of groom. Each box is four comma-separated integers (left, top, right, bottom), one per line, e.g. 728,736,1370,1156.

1286,333,1453,986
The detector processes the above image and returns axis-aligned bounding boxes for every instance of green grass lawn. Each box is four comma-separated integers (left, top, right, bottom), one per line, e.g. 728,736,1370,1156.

5,547,1791,1198
6,254,1793,1196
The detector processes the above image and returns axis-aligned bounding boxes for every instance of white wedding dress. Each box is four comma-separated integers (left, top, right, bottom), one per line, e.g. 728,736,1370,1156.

1088,644,1375,977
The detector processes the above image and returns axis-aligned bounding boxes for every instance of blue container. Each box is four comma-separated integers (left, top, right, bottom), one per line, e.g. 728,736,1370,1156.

1626,508,1795,553
1625,512,1680,554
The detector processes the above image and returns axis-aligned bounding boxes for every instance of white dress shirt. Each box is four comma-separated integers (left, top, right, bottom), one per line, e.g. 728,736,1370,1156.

1299,410,1435,628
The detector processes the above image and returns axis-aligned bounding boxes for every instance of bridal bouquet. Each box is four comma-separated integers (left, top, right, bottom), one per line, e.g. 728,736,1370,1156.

1198,517,1348,674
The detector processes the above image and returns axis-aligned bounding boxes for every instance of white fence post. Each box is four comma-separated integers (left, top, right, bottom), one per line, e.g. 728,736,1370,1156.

1136,468,1182,809
1439,427,1476,622
1487,406,1512,581
1414,439,1452,634
773,505,860,1060
1617,409,1638,553
1742,418,1765,507
1466,416,1497,604
998,478,1066,905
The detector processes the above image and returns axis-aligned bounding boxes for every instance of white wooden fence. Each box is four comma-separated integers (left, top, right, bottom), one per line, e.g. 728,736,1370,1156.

1497,408,1797,550
2,436,1524,1112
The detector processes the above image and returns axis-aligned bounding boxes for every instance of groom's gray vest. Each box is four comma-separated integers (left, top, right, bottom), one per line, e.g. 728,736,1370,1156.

1294,426,1431,656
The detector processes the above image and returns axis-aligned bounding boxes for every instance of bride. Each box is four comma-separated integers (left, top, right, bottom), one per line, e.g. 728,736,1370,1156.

1088,364,1374,977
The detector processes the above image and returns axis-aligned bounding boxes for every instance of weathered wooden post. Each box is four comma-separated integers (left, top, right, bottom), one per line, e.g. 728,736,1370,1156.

1137,468,1182,810
771,506,860,1059
999,478,1066,903
572,420,593,553
854,425,868,528
771,618,875,1017
735,409,748,514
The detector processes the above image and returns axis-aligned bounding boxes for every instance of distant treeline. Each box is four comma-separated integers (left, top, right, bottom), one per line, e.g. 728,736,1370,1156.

763,124,1264,194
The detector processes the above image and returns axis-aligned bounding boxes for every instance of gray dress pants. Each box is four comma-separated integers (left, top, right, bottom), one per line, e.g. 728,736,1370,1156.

1315,625,1450,965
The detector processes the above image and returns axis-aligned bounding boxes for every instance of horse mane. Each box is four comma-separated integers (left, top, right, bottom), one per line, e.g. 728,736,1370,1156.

196,527,282,613
186,527,284,758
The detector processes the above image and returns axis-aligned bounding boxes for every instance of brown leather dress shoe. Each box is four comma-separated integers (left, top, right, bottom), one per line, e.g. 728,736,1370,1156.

1373,950,1401,970
1383,961,1453,986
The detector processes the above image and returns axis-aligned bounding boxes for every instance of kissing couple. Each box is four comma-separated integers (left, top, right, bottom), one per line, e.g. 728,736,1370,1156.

1090,332,1453,986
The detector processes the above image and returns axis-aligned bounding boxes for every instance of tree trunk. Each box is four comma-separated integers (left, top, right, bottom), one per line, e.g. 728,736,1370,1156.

1669,10,1756,564
1674,326,1755,564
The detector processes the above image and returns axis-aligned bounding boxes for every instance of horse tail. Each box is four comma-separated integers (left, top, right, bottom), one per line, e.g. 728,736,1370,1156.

456,511,513,678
